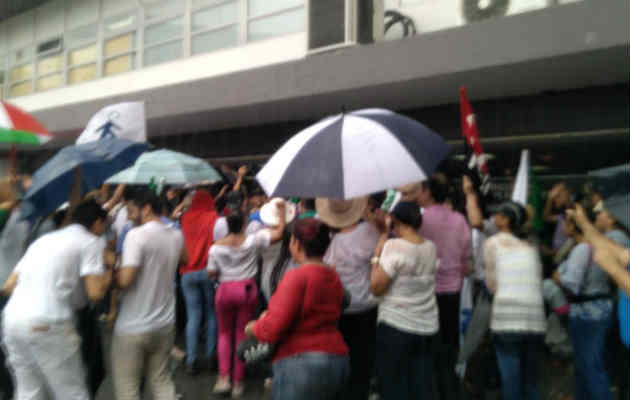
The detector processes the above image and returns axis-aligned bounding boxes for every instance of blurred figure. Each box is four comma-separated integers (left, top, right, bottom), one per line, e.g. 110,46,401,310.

554,213,616,400
544,182,573,253
246,218,349,400
485,201,546,400
1,200,112,400
112,190,186,400
180,190,220,375
369,202,438,400
399,178,471,400
319,197,379,400
207,202,285,398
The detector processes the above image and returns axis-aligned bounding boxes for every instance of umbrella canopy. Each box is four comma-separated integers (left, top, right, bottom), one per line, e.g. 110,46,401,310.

106,149,222,185
256,108,450,199
0,101,52,146
22,137,148,221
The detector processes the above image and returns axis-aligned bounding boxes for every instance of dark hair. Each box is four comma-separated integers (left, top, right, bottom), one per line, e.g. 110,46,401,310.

392,201,423,229
496,201,527,233
270,227,293,295
132,188,162,215
292,218,330,258
122,185,136,202
226,213,244,234
72,199,108,229
301,198,316,211
422,177,448,204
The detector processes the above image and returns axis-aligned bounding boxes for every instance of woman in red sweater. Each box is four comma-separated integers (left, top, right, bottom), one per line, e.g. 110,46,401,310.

245,218,349,400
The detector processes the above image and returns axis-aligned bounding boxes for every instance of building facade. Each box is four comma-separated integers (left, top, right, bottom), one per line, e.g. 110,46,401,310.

1,0,628,176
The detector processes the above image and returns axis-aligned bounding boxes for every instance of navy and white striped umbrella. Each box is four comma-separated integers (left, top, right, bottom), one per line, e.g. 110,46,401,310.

256,108,450,199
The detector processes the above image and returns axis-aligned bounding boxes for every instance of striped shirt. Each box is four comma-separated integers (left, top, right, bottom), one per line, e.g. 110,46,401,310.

484,232,546,334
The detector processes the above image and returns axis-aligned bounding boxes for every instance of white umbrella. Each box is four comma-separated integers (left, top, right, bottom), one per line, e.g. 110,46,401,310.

106,149,222,185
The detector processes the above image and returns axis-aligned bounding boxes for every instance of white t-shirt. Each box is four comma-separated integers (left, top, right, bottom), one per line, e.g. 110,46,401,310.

208,230,271,282
4,224,105,325
324,222,380,313
116,221,184,335
377,238,439,335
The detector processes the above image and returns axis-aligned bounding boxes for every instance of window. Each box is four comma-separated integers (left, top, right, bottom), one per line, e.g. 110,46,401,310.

144,41,182,66
248,7,305,42
69,44,97,66
191,1,240,55
65,24,98,49
144,17,184,66
143,0,185,21
192,25,239,54
38,54,63,76
10,64,33,83
0,69,4,99
68,64,97,84
104,33,136,76
68,44,97,84
37,73,63,91
104,12,137,35
10,81,33,98
248,0,303,19
145,18,184,46
192,2,239,32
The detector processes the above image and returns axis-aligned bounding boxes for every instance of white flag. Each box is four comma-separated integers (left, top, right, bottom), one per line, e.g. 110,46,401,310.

512,149,529,206
76,102,146,144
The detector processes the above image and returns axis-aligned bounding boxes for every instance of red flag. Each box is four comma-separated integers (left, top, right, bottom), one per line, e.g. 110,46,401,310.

460,87,490,193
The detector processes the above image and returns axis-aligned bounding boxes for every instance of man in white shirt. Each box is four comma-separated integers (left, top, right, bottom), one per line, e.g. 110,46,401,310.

112,189,186,400
1,199,113,400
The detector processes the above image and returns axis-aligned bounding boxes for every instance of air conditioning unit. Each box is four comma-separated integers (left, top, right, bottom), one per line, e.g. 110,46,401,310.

37,37,63,56
307,0,384,54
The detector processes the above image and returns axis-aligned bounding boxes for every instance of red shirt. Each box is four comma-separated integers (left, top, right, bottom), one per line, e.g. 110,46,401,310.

253,264,348,362
180,190,219,275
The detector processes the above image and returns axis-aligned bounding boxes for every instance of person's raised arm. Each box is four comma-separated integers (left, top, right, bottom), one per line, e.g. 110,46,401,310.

544,184,563,224
267,201,287,244
233,166,248,193
117,230,141,290
569,205,630,295
463,175,483,229
1,272,18,297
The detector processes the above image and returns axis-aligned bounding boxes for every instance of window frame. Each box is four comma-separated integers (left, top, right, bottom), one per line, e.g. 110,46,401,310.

102,10,139,77
142,14,186,67
190,0,241,55
246,1,305,43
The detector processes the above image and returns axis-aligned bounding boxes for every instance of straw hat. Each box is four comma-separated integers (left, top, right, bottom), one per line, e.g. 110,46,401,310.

316,197,368,229
260,198,296,227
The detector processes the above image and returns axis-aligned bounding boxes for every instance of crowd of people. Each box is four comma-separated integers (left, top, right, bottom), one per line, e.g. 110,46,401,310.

0,163,629,400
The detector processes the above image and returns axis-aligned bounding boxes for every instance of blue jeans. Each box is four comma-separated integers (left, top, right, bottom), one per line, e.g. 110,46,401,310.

494,333,543,400
181,270,217,365
375,323,435,400
568,315,613,400
272,352,350,400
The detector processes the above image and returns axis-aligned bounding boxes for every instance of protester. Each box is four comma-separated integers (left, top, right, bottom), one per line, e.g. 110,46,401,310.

484,201,546,400
544,182,573,253
459,174,502,397
258,198,298,302
583,202,630,400
180,189,220,375
369,201,438,400
552,214,614,400
207,201,286,397
399,177,471,400
297,198,317,219
111,189,186,400
318,196,379,400
245,218,349,400
1,199,113,400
